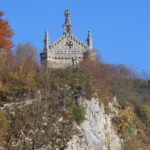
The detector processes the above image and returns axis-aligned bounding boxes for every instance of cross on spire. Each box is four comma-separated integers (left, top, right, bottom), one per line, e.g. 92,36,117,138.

63,10,73,34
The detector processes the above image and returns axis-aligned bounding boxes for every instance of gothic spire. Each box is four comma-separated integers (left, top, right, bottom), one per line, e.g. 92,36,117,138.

44,31,50,51
87,30,93,49
63,10,73,34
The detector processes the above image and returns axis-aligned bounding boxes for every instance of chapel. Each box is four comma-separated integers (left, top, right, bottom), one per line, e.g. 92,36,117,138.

40,10,96,68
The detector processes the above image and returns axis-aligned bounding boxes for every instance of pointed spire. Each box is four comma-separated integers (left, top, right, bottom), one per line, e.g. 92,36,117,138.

87,30,93,49
44,31,50,51
63,10,73,34
65,10,71,24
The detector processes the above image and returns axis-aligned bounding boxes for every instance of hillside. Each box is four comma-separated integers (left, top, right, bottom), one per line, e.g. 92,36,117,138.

0,52,150,150
1,5,150,150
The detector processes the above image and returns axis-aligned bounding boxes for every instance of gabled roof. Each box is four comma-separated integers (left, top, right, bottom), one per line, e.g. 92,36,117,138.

49,33,88,49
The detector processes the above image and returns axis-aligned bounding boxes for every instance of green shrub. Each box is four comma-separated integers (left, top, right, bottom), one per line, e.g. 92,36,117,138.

113,107,135,138
66,100,85,125
0,111,9,132
72,104,85,125
139,104,150,124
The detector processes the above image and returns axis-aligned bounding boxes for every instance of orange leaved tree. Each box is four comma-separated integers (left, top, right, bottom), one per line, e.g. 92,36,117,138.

0,11,13,53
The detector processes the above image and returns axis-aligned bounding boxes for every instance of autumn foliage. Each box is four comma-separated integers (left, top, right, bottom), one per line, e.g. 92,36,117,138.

0,9,150,149
0,43,37,102
80,58,113,101
0,11,13,53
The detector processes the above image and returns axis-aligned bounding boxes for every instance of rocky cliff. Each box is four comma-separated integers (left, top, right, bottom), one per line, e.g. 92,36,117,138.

66,98,122,150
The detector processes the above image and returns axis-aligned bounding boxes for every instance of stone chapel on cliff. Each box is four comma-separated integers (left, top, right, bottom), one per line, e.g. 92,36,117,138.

40,10,96,68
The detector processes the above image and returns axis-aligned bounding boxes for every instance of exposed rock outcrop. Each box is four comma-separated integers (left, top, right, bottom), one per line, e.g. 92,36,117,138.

66,98,122,150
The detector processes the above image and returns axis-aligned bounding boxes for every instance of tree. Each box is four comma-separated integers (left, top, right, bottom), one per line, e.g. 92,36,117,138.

8,43,38,94
0,11,14,102
0,11,13,52
80,59,113,102
15,43,36,63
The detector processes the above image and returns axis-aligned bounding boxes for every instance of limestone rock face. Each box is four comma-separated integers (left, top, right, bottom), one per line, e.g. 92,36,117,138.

66,98,122,150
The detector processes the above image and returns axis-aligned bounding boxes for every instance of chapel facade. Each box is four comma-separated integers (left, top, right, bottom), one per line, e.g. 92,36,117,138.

40,10,96,68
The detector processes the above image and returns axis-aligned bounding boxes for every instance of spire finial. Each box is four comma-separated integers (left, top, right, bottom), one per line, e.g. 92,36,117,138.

87,30,93,49
44,31,50,51
63,10,73,34
65,10,71,24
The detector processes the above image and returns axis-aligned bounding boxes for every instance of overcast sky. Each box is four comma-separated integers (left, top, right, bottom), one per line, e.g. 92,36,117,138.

1,0,150,74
